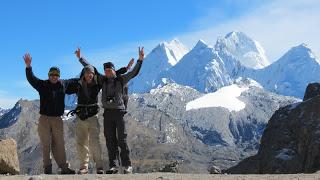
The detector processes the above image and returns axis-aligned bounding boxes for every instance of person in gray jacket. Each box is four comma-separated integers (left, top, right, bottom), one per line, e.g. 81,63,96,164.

77,47,144,174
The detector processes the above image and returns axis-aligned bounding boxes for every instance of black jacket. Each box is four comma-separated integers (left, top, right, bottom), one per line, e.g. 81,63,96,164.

72,78,101,106
26,67,77,117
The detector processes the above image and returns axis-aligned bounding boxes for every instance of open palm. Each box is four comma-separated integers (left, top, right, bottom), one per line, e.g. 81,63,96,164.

23,53,32,67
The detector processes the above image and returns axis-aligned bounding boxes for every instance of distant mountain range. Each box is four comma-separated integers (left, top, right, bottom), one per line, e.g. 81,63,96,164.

129,31,320,99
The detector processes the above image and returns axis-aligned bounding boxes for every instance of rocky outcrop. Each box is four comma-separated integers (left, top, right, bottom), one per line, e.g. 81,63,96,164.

0,138,20,175
226,84,320,174
303,82,320,101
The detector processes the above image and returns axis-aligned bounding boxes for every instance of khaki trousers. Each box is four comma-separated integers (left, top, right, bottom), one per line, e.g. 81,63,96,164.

76,115,103,169
38,115,68,169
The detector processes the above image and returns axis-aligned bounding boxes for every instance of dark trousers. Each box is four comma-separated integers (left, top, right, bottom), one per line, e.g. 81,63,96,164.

103,109,131,168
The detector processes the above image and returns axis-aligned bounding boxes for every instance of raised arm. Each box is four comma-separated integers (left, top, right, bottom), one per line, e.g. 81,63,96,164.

116,58,135,76
75,47,92,67
74,47,104,84
24,53,42,91
122,47,144,84
62,78,81,95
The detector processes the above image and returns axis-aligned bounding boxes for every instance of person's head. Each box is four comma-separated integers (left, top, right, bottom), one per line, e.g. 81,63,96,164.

48,67,60,84
83,65,95,83
103,62,116,78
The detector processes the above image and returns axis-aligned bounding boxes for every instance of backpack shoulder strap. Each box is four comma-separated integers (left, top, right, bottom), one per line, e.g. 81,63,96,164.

116,76,125,94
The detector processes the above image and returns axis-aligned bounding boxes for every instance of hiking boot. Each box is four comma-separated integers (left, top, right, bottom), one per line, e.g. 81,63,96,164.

78,166,88,175
44,164,52,174
61,167,76,174
106,167,119,174
97,167,104,174
123,166,133,174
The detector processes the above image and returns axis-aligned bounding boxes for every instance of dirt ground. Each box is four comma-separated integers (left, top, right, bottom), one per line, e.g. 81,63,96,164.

1,173,320,180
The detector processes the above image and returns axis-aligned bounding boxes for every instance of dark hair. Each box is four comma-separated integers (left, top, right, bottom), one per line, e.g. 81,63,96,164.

49,66,60,73
103,62,115,70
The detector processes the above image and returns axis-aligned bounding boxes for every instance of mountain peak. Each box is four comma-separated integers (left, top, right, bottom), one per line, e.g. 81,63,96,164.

194,39,210,50
297,43,309,48
169,38,184,46
292,43,311,52
215,31,270,69
158,38,185,49
129,39,189,93
225,31,247,39
280,43,319,64
156,38,189,66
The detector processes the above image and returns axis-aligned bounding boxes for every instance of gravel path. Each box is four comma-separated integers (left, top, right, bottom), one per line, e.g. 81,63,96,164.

1,173,320,180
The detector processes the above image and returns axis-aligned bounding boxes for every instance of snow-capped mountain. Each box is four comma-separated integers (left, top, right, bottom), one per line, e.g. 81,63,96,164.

0,108,9,117
129,39,189,93
215,31,270,70
250,44,320,98
161,39,233,93
130,31,272,94
129,31,320,99
0,102,22,129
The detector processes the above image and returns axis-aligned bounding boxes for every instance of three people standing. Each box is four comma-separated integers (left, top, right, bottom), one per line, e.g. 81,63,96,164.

24,46,144,174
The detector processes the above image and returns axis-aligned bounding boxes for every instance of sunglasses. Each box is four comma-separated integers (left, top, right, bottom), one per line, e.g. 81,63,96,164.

49,74,60,77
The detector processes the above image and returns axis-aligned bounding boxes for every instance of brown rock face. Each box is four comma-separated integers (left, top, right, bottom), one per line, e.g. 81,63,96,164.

227,84,320,174
0,138,20,174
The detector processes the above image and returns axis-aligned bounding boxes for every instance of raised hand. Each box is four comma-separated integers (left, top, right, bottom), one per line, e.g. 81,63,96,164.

138,47,144,61
127,58,135,70
23,53,32,67
74,47,81,59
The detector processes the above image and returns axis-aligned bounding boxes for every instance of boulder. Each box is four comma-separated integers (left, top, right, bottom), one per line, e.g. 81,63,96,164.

208,165,222,174
0,138,20,174
159,161,180,173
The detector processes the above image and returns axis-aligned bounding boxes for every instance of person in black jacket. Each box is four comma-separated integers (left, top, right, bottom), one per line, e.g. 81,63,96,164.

65,48,133,174
23,53,76,174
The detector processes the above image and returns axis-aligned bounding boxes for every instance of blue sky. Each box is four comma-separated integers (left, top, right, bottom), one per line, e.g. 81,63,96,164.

0,0,319,108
